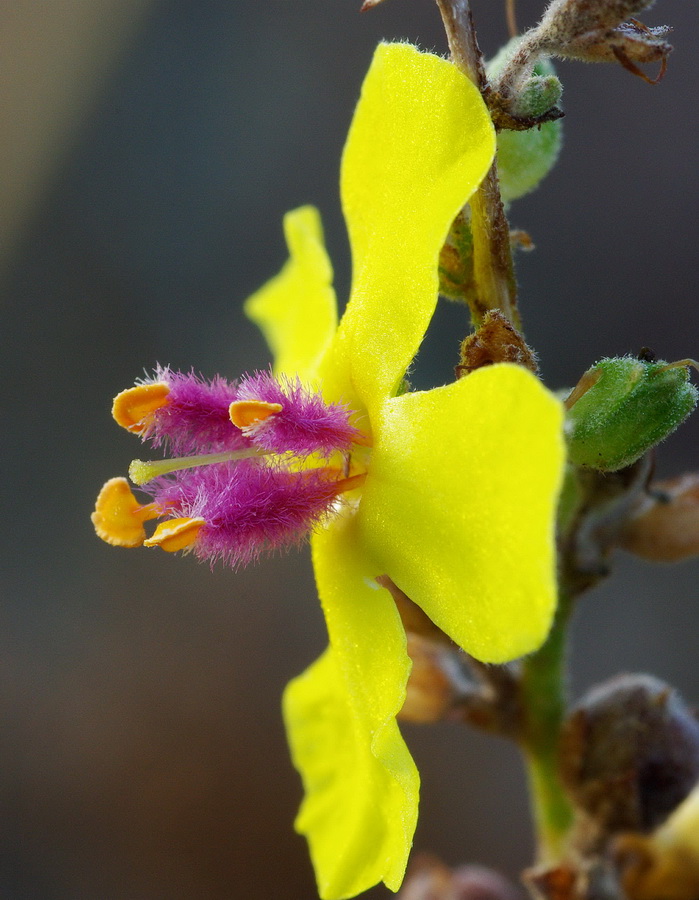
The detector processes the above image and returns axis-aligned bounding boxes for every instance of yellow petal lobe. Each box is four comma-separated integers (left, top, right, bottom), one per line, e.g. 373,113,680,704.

92,476,157,547
320,43,496,410
245,206,338,383
359,364,565,663
143,516,205,552
112,382,170,433
288,515,419,898
229,399,283,429
284,647,418,900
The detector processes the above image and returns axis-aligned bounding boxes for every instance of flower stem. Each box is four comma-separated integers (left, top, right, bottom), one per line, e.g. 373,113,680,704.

520,589,575,862
434,0,521,331
469,174,521,331
506,0,518,38
434,0,486,88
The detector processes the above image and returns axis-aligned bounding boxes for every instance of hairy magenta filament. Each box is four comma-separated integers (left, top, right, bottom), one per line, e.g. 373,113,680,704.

96,367,371,563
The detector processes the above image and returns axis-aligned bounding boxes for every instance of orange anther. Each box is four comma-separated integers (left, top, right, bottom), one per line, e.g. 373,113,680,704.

92,477,158,547
229,399,283,429
143,516,206,552
112,382,171,433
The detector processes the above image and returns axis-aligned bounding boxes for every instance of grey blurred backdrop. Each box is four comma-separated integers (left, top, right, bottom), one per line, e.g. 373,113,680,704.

2,1,698,898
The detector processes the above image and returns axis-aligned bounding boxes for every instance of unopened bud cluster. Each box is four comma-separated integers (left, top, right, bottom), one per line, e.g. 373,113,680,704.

487,42,563,202
490,0,672,118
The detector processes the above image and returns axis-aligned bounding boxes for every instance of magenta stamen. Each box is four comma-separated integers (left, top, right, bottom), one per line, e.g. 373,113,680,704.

120,365,369,565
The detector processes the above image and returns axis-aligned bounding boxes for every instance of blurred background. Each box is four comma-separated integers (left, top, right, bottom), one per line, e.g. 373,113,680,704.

2,1,698,897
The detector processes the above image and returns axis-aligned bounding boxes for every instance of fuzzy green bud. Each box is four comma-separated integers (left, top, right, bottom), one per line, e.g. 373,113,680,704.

566,356,698,471
487,42,563,202
515,73,563,119
496,118,562,202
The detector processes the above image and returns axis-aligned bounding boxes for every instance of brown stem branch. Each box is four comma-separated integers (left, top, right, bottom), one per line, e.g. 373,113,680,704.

434,0,486,88
506,0,518,38
470,167,521,330
435,0,521,331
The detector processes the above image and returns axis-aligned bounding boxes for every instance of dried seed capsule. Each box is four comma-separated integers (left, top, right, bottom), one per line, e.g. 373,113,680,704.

619,472,699,563
559,674,699,835
399,633,455,725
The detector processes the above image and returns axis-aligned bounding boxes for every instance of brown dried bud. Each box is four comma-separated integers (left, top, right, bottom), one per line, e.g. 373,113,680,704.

572,19,671,63
536,0,672,84
555,19,672,84
377,574,448,643
537,0,659,44
524,859,625,900
524,862,577,900
399,856,522,900
510,230,535,252
559,674,699,835
400,633,455,724
457,310,538,378
618,473,699,562
492,0,672,103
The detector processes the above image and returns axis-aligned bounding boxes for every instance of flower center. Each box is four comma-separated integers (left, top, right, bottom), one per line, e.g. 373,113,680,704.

94,370,371,562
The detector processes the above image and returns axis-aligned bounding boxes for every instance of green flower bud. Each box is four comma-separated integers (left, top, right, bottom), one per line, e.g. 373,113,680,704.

487,42,563,202
438,209,475,303
566,356,698,471
516,73,563,118
496,118,562,202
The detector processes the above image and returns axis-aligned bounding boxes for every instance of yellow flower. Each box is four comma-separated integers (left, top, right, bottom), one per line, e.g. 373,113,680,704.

245,43,566,899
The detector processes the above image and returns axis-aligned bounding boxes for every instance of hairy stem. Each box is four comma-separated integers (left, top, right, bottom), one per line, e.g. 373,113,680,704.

470,172,521,330
435,0,521,331
520,590,575,862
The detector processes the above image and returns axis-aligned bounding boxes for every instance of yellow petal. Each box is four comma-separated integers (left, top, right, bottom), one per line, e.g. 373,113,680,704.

359,364,565,663
320,43,496,411
244,205,337,383
284,648,419,900
659,783,699,858
312,510,411,742
284,515,419,898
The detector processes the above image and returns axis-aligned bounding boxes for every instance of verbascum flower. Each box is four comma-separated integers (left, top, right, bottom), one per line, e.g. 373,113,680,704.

92,43,565,899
